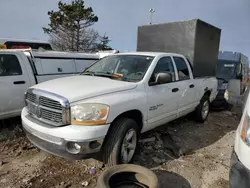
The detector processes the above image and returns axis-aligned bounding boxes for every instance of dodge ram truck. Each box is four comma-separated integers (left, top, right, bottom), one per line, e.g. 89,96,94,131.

21,52,217,166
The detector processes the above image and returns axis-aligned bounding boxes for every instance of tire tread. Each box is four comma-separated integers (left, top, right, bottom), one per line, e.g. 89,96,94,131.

195,95,210,123
102,118,138,167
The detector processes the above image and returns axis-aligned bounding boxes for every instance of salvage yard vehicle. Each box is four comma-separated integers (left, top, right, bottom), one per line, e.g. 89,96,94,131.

0,49,99,120
212,51,249,108
227,79,250,188
21,52,217,166
0,38,53,50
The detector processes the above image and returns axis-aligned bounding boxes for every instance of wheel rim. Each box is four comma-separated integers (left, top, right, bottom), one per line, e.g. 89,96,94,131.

121,129,137,164
202,101,209,119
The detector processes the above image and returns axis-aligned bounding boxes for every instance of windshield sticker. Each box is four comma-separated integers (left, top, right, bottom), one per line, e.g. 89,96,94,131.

224,64,235,67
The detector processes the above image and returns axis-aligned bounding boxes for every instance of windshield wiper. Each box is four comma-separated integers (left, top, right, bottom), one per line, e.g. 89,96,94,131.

81,70,96,75
81,71,131,81
81,71,117,78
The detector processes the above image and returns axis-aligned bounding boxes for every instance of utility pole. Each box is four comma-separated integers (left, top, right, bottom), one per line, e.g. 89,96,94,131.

101,32,107,50
149,8,155,24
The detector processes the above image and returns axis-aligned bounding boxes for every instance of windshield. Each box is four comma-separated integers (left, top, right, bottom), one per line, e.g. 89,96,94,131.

216,60,237,80
81,55,154,82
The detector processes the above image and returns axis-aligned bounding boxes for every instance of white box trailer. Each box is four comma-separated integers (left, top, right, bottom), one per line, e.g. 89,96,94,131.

0,49,99,119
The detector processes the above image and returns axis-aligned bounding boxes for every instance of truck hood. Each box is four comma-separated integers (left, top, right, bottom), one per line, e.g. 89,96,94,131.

31,75,137,102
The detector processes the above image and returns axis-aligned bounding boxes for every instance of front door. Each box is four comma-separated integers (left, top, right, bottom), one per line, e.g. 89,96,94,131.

146,56,180,130
0,53,31,119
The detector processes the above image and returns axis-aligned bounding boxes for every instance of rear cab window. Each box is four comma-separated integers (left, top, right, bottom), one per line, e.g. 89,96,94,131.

0,54,22,76
173,56,190,80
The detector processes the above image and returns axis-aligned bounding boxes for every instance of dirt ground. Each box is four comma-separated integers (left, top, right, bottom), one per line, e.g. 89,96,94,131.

0,110,240,188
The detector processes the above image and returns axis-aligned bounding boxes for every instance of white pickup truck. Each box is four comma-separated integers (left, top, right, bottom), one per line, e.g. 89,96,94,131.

0,49,99,120
21,52,218,166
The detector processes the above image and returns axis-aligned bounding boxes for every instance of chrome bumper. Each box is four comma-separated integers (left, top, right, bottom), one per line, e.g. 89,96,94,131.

22,121,104,160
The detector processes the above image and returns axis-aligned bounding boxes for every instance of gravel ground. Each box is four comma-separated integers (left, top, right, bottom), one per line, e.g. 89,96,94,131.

0,110,240,188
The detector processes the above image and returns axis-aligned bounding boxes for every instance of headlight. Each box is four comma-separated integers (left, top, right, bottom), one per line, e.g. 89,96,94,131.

241,112,250,145
224,89,229,101
71,103,109,125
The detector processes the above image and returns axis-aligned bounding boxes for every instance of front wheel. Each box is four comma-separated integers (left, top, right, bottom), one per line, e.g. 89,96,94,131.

102,118,139,167
195,95,210,123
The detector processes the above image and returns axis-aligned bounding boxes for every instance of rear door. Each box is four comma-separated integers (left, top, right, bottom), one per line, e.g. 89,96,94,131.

0,52,31,119
172,56,196,117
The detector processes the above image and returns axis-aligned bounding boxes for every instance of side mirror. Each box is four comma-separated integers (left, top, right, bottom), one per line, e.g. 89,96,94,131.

225,79,243,106
149,72,172,86
156,72,172,84
237,73,243,80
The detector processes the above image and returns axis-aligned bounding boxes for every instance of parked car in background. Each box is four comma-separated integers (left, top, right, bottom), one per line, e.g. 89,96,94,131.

0,38,53,50
212,51,249,108
21,52,217,166
0,49,99,120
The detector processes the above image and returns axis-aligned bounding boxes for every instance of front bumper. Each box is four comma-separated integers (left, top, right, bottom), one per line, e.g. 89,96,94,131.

21,108,109,160
229,151,250,188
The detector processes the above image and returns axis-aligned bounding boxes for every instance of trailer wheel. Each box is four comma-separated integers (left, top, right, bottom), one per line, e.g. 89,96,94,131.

102,118,139,167
195,95,210,123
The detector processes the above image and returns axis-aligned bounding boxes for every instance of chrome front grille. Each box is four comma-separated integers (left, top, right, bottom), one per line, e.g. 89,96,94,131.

40,96,62,111
27,92,36,103
40,108,63,123
25,89,70,126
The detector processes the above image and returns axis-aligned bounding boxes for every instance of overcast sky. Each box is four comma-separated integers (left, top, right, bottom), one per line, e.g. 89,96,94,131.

0,0,249,57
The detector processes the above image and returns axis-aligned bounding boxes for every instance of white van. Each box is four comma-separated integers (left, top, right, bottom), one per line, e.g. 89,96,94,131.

0,49,99,120
225,80,250,188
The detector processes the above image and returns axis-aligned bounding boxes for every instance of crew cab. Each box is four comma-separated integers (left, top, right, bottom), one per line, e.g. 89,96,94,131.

21,52,218,166
0,49,99,120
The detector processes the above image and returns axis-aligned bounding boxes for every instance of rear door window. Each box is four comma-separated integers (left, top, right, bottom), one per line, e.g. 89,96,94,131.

173,56,190,80
0,54,22,76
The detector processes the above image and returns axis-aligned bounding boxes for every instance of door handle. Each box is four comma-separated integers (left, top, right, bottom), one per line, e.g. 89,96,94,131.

172,88,179,92
189,84,195,88
13,81,25,85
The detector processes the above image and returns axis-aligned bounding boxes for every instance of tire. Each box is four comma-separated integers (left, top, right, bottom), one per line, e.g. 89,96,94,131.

97,164,159,188
195,95,210,123
102,118,139,167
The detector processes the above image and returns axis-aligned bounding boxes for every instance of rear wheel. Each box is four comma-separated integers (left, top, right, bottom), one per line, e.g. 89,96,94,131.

102,118,139,167
195,95,210,123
